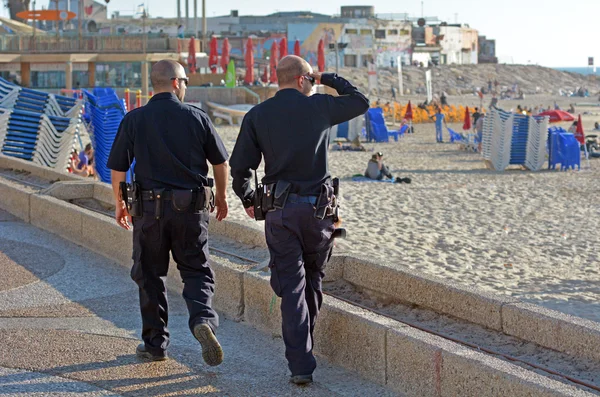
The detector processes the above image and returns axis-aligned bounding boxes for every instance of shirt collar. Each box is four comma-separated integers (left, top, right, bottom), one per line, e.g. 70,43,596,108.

275,88,305,97
148,92,179,103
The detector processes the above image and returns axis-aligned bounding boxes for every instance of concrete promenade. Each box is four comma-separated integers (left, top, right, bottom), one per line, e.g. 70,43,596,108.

0,209,395,396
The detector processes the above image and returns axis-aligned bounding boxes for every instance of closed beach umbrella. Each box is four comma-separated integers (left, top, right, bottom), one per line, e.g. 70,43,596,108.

575,114,585,145
405,101,413,120
261,66,268,83
188,37,197,74
294,40,301,56
225,60,236,88
209,36,219,74
269,41,278,84
537,109,575,123
220,38,231,73
463,106,472,130
317,39,325,72
279,37,288,61
244,38,254,85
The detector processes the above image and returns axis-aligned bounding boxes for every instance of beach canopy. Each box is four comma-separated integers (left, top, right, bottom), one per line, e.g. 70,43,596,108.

209,36,219,74
188,37,197,74
538,109,575,123
225,60,236,88
405,101,413,120
463,106,471,130
244,38,254,85
317,39,325,72
294,40,301,56
269,41,278,84
220,38,231,73
279,37,288,61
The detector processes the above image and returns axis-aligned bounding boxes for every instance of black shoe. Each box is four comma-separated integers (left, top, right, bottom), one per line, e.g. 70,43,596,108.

402,177,412,184
136,343,167,361
290,374,313,385
193,323,224,366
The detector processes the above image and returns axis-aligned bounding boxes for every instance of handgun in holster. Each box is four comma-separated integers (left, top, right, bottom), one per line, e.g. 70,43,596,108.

253,170,266,221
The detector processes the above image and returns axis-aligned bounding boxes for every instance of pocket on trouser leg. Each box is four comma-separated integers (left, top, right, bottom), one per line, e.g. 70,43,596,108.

269,266,283,297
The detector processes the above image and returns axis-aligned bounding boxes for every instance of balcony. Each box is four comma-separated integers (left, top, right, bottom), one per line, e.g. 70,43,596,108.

0,34,195,54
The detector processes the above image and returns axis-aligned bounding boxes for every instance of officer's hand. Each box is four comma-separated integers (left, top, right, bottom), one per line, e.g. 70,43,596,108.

214,194,228,221
309,72,322,83
115,201,132,230
244,207,255,219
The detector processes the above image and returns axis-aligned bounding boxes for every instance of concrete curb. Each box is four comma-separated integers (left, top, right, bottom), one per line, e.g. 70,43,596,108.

0,160,598,396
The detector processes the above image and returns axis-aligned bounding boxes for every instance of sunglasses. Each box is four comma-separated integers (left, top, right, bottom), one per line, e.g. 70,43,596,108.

295,75,315,86
171,77,189,86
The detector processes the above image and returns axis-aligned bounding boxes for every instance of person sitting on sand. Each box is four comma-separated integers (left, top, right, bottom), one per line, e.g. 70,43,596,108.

594,122,600,131
364,152,411,183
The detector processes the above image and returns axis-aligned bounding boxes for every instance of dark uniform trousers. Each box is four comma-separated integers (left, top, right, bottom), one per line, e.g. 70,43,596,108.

131,205,218,355
265,200,335,376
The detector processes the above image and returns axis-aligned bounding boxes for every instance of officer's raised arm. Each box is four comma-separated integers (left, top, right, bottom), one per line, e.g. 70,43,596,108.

310,72,370,126
230,113,262,218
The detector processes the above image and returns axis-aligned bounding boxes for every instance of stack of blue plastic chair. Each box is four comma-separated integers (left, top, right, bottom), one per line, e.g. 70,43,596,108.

509,113,529,165
83,88,126,183
547,127,581,171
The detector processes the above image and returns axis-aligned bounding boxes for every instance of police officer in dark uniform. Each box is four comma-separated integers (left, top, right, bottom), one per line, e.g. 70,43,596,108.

229,55,369,384
107,59,229,366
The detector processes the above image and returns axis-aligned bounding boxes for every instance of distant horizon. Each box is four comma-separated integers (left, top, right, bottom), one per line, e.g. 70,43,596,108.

1,0,597,68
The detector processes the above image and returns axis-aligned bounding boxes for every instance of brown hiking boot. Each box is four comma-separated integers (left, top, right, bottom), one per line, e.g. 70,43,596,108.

193,323,224,366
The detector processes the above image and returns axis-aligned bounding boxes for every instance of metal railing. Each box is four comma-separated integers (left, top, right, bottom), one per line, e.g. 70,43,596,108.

0,34,181,53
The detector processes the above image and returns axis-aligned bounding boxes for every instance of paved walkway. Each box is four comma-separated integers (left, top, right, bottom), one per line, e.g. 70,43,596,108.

0,209,397,396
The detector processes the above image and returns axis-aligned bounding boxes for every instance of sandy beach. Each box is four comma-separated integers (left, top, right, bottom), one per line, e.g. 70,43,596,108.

212,94,600,324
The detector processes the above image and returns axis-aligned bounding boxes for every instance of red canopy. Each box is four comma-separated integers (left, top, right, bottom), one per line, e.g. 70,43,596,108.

294,40,301,56
575,114,585,145
463,106,472,130
279,37,288,61
538,109,575,123
244,38,254,85
405,101,413,120
220,38,231,73
208,36,219,74
188,37,197,74
269,41,278,84
317,39,325,72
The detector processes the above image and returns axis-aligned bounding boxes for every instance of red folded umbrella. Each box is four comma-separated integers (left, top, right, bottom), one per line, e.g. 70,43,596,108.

463,106,471,130
575,114,585,145
244,38,254,85
261,66,268,83
317,39,325,72
538,109,575,123
405,101,413,120
279,37,288,61
294,40,301,56
269,41,278,84
188,37,197,74
209,36,219,74
220,38,231,73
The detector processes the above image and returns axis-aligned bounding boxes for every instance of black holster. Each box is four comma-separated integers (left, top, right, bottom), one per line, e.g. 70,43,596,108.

314,178,340,222
120,181,142,217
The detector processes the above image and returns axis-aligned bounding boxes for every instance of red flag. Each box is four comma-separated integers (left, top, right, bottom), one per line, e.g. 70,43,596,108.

575,114,585,145
220,38,231,72
317,39,325,72
279,37,288,61
188,37,197,74
463,106,472,130
269,41,278,84
244,38,254,85
294,40,301,56
405,101,413,120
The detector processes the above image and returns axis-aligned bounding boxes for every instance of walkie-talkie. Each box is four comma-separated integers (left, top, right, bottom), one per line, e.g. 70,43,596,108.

119,150,142,217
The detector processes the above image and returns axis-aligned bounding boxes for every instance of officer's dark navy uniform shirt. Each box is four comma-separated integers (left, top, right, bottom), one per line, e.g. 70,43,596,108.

107,92,228,189
230,73,369,202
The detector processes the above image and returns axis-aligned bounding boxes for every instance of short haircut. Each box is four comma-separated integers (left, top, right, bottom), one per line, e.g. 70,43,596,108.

277,55,309,86
85,143,93,152
151,60,184,90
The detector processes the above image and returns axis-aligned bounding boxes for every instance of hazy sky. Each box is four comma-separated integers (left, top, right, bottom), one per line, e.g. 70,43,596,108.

2,0,596,67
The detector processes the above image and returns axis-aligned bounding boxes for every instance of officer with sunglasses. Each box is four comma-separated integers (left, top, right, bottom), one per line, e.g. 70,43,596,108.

108,59,229,366
230,55,369,385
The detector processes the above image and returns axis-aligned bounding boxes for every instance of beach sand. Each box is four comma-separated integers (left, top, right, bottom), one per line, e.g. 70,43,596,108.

211,95,600,323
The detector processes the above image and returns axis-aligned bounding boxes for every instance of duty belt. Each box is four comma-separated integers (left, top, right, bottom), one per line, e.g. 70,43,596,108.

287,193,318,205
142,190,193,201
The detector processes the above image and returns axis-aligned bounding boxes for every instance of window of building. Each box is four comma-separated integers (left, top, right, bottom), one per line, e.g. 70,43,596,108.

387,29,398,35
95,62,142,88
375,30,386,39
360,29,372,36
345,28,358,34
344,54,357,67
400,29,410,36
